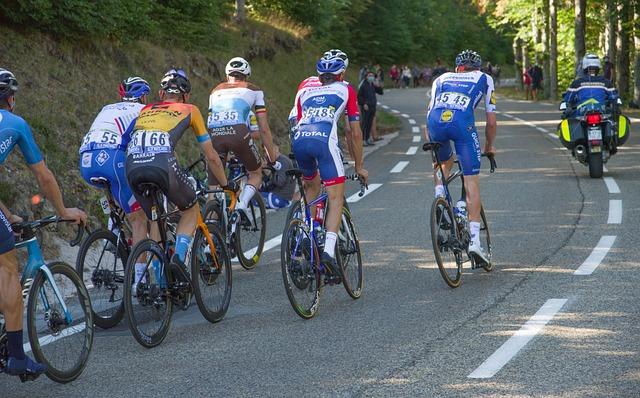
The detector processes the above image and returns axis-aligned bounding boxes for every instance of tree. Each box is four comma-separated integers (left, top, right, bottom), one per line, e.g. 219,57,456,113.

616,1,631,99
542,0,550,98
514,37,524,89
235,0,245,21
606,0,617,75
634,0,640,105
549,0,558,100
574,0,586,72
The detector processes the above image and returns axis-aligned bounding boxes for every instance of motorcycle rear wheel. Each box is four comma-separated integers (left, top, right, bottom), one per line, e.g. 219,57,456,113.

588,152,603,178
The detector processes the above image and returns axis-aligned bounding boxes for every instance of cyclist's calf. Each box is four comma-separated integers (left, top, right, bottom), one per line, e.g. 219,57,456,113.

464,175,482,222
0,251,23,330
324,183,345,234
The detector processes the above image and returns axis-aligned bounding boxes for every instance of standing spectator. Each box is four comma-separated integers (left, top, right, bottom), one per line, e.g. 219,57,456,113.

389,64,400,88
412,65,420,87
528,62,543,101
359,64,368,83
358,71,383,146
433,58,447,79
493,64,501,86
484,62,493,76
603,55,615,83
523,67,532,100
374,64,384,86
260,145,296,209
422,66,432,85
401,65,412,88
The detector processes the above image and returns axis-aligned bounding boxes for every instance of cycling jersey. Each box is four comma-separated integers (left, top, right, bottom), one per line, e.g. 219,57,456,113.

427,71,495,176
0,209,13,255
79,102,144,153
0,110,43,165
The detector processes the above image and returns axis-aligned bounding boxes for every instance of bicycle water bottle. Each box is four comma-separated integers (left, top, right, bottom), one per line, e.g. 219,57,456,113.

454,200,467,224
314,201,325,224
313,202,326,248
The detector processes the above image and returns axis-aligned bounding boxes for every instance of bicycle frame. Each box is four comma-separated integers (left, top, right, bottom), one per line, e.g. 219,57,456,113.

430,147,466,205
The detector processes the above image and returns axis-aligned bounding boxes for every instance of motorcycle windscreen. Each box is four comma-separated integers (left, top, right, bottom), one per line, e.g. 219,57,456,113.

557,118,583,149
617,115,630,146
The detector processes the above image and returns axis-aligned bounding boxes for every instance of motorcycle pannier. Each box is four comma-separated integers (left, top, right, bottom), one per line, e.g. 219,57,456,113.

617,115,630,146
557,118,583,149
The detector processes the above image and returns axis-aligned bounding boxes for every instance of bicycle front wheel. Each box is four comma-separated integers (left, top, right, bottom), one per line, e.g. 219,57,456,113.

27,262,94,383
338,206,363,299
235,193,267,270
75,228,127,329
123,239,173,348
192,222,232,323
480,206,493,272
430,197,463,288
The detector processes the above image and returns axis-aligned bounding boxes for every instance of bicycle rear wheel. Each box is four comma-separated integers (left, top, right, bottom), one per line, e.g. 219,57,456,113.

235,193,266,270
430,197,463,288
281,218,321,319
27,262,94,383
75,228,127,329
337,206,363,299
192,222,232,323
123,239,173,348
480,206,493,272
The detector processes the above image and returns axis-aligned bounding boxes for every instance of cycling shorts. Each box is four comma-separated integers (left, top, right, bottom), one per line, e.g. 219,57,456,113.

292,136,345,186
427,109,481,176
0,210,14,255
125,152,197,219
79,148,140,214
208,124,261,185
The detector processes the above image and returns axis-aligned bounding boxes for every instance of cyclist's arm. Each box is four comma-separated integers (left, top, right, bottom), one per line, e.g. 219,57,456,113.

191,106,228,187
484,76,497,155
345,84,366,173
29,161,85,223
254,91,276,163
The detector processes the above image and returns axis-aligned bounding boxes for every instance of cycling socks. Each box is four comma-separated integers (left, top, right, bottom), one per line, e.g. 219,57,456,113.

435,185,445,198
7,330,25,360
174,234,193,262
469,221,481,246
237,184,257,210
324,232,338,258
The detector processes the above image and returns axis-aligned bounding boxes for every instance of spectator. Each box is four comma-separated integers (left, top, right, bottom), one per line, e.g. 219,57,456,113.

401,65,411,88
412,65,420,87
358,70,383,146
523,67,532,100
422,66,432,85
492,64,501,86
359,64,368,83
603,55,615,83
260,145,295,209
374,64,384,87
432,58,447,79
528,62,543,101
484,62,493,76
389,64,400,88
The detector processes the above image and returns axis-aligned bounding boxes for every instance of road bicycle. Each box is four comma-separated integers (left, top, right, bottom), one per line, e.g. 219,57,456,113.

280,159,366,319
0,217,93,383
422,142,496,288
123,173,231,348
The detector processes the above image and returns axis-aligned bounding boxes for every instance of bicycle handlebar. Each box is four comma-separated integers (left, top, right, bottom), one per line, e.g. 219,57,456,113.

345,174,367,197
481,153,497,173
11,216,85,246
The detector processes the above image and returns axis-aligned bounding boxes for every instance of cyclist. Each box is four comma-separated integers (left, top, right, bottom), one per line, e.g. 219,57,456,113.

0,68,86,379
125,68,232,283
562,54,619,119
207,57,277,221
426,50,496,265
79,77,150,253
292,56,368,274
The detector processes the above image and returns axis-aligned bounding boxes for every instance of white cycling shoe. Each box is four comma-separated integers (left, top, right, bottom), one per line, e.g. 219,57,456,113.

468,241,490,266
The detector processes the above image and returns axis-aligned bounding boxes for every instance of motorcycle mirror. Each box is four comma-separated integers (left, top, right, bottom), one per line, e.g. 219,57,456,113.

559,102,567,111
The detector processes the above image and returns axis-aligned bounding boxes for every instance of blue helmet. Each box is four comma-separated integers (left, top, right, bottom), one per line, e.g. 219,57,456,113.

0,68,18,99
118,76,150,101
316,57,346,75
160,68,191,94
455,49,482,69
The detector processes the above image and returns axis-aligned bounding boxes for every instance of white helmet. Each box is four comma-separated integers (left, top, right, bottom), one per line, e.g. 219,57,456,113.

582,54,601,71
225,57,251,76
323,49,349,69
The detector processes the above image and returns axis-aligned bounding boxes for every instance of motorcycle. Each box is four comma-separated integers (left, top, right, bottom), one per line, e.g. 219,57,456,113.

558,99,629,178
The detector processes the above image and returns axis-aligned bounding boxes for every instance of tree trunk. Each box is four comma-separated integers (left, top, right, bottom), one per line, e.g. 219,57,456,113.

542,0,551,98
549,0,558,100
617,1,631,99
574,0,586,72
606,0,617,67
514,37,524,90
235,0,246,22
634,0,640,106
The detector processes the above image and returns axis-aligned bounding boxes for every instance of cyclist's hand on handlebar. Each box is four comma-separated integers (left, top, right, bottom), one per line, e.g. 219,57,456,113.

483,144,496,157
61,207,87,225
8,214,23,224
223,180,240,193
356,167,369,186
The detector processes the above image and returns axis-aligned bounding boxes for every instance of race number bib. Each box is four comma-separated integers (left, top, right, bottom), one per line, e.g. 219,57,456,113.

128,130,171,155
300,106,337,124
208,110,240,127
80,130,121,151
435,92,471,111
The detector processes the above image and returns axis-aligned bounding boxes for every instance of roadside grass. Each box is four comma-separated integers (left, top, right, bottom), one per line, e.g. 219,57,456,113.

377,109,402,134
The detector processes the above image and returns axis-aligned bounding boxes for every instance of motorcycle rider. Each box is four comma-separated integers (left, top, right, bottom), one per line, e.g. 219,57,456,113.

562,54,618,119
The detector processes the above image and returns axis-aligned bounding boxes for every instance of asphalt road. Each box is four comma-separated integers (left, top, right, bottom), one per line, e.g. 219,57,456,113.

3,87,639,397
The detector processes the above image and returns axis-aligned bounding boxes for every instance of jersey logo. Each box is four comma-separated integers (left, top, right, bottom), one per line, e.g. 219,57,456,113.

96,150,110,166
490,92,496,105
440,110,455,122
312,96,327,105
81,152,92,168
0,136,13,155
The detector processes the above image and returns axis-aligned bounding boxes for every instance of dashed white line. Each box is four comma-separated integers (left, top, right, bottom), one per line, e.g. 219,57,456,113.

401,113,410,118
390,161,410,173
547,133,559,139
346,183,382,203
468,299,568,379
412,136,421,143
24,323,88,353
412,126,420,133
234,234,283,261
408,119,416,125
607,200,622,224
574,235,616,275
406,146,418,155
536,126,548,133
603,177,620,194
392,109,400,114
382,105,389,109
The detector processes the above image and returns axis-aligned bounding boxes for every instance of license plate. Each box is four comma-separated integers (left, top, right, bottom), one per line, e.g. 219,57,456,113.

591,146,602,153
99,196,111,214
588,127,601,140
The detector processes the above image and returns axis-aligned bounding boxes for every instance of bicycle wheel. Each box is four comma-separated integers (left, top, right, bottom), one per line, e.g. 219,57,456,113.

75,228,127,329
203,200,224,231
123,239,173,348
235,193,266,270
281,218,321,319
285,200,303,223
430,197,463,288
27,262,94,383
337,206,363,299
480,206,493,272
191,222,232,323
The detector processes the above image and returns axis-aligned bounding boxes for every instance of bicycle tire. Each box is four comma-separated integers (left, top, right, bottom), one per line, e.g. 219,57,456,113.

75,228,127,329
337,206,364,299
203,200,224,232
27,261,94,383
430,197,463,288
191,222,232,323
480,206,493,272
235,193,267,270
281,218,321,319
123,239,173,348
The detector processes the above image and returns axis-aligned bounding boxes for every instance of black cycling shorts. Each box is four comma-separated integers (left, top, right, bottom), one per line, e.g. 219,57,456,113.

208,124,261,185
126,152,197,219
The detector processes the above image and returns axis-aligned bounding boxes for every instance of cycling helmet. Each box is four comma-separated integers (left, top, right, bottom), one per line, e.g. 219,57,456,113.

316,57,346,75
0,68,18,99
225,57,251,76
455,49,482,69
118,76,150,101
322,49,349,69
160,68,191,94
582,54,601,72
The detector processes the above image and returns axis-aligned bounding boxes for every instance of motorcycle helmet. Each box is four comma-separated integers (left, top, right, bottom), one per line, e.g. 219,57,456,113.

582,54,601,75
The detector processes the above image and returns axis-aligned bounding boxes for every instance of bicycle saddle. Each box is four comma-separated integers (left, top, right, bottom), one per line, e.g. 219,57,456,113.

285,169,304,177
422,142,442,152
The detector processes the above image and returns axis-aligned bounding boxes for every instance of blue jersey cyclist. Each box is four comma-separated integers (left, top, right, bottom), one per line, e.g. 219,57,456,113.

79,76,150,255
0,68,86,379
292,56,368,274
426,50,497,265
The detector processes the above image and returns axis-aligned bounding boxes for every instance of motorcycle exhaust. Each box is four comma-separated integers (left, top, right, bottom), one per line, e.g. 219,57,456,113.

574,145,587,163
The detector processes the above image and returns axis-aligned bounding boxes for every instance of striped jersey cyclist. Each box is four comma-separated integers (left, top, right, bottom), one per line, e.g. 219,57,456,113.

291,55,368,274
426,49,497,265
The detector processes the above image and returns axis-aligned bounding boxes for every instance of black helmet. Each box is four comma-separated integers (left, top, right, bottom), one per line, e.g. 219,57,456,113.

0,68,18,99
160,68,191,94
455,50,482,69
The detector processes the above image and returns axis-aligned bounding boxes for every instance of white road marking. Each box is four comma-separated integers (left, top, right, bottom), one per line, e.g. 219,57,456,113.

401,113,410,118
392,109,400,114
406,146,418,155
603,165,608,172
412,136,421,143
382,105,389,109
24,322,87,353
346,183,382,203
390,161,410,173
408,119,416,125
536,126,548,133
603,177,620,194
468,299,568,379
233,234,283,261
412,126,420,133
574,236,616,275
607,200,622,224
548,133,559,139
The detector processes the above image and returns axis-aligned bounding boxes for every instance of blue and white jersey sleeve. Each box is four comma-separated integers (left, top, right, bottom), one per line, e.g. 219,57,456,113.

484,74,496,113
0,110,43,165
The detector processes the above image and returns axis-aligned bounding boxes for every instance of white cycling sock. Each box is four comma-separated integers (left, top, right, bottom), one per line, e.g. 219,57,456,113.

469,222,481,247
134,263,147,284
324,232,337,258
435,185,445,198
237,184,257,210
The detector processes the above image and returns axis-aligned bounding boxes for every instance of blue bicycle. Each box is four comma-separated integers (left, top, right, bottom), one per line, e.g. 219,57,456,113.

0,216,93,383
